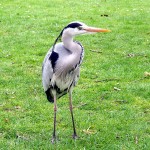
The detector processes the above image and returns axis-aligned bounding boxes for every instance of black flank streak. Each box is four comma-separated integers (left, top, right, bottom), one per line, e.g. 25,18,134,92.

45,88,54,103
49,51,59,69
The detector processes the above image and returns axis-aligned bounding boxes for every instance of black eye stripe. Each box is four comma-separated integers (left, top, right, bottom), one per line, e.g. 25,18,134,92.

65,23,82,29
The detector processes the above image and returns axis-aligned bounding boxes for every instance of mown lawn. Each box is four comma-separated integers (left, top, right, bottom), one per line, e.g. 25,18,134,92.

0,0,150,149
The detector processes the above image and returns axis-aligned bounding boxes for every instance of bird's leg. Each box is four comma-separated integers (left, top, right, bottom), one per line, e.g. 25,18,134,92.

51,90,57,143
69,89,78,139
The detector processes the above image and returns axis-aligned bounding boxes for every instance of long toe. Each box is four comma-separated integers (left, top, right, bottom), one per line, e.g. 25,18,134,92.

72,134,78,139
51,136,56,144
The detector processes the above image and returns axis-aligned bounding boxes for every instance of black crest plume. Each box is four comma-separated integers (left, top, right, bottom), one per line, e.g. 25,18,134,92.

52,29,64,51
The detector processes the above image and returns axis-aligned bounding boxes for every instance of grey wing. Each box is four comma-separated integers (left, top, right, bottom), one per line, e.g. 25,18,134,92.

42,48,53,91
74,67,80,86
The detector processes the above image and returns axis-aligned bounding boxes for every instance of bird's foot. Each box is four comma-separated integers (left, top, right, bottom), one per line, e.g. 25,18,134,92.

72,134,78,140
51,136,57,144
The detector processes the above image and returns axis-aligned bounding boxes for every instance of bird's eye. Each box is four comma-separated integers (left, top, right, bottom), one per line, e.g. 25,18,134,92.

77,26,82,30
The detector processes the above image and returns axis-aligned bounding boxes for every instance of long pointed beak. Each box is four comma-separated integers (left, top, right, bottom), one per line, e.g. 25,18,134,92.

83,26,111,33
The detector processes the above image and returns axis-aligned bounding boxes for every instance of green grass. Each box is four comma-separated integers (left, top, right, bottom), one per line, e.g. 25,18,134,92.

0,0,150,149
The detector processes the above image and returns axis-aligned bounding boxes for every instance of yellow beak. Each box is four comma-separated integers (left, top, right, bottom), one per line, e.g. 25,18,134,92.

83,26,111,33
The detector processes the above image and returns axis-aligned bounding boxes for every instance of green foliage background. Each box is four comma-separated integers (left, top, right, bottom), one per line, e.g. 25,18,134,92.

0,0,150,149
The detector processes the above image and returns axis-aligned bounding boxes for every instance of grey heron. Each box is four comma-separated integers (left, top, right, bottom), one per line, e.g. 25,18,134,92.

42,21,110,142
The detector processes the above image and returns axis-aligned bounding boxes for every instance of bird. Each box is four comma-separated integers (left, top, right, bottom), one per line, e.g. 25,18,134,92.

42,21,110,142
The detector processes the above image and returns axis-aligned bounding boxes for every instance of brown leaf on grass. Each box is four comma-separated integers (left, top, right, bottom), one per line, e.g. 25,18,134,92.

83,127,97,134
127,53,135,57
114,87,121,91
14,106,21,109
144,72,150,77
135,136,138,144
5,118,9,123
16,133,30,140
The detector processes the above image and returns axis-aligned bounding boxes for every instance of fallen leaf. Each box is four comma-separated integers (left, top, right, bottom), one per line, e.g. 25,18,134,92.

127,53,135,57
5,118,9,123
83,126,97,134
114,87,121,91
144,72,150,77
135,136,138,144
14,106,21,109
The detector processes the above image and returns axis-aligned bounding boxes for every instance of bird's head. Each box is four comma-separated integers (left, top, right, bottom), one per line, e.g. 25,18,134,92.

63,21,111,36
52,21,111,48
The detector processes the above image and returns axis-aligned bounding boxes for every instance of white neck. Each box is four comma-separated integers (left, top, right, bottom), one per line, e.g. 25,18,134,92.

62,34,80,53
57,32,83,76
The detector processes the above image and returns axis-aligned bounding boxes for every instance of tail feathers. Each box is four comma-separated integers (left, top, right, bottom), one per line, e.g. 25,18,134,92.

45,88,54,103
